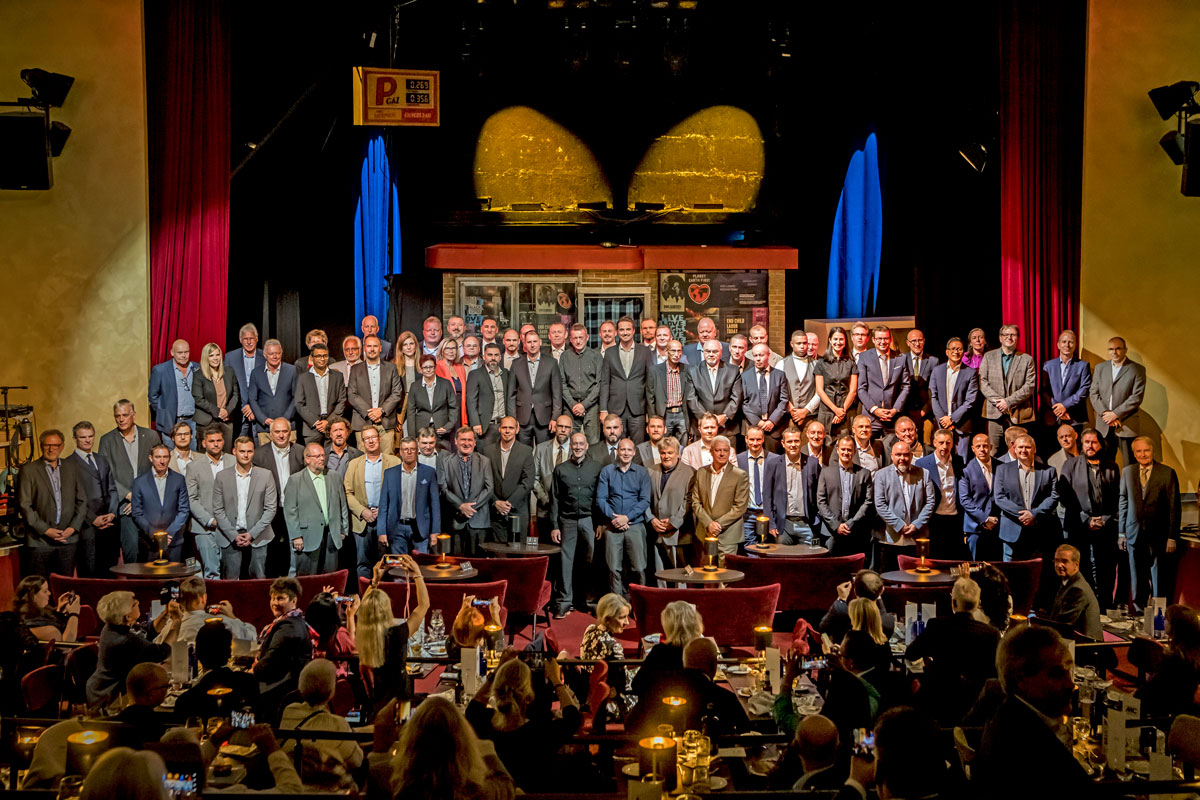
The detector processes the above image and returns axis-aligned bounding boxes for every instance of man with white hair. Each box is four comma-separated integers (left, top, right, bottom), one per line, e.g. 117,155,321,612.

360,314,393,361
280,659,364,768
689,435,750,555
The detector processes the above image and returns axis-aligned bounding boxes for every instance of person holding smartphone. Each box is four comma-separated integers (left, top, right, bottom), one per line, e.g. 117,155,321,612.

357,555,429,707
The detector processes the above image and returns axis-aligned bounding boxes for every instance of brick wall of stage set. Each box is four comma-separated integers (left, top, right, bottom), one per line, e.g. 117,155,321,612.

1082,0,1200,492
0,0,150,445
443,270,786,350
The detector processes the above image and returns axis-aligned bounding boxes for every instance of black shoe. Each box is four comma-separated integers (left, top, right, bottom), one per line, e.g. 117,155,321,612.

552,607,570,619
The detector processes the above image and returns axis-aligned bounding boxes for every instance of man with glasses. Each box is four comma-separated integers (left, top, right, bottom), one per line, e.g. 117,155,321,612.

19,429,87,577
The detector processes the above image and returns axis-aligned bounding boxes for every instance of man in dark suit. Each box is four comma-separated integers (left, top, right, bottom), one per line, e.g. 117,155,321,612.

549,433,603,616
19,429,87,577
600,316,653,445
914,430,966,560
481,417,535,545
248,339,297,441
1046,544,1102,640
929,336,979,460
282,444,350,576
856,325,911,436
378,436,441,555
130,442,190,562
689,339,743,440
816,435,875,556
1089,336,1147,466
992,433,1059,565
98,399,162,566
465,342,509,448
737,426,785,546
559,323,603,444
148,339,201,443
774,428,822,546
1058,428,1119,608
347,334,405,455
67,421,119,576
647,339,697,443
849,414,885,473
439,427,494,555
902,329,938,443
1119,436,1182,609
322,417,362,481
685,316,730,365
252,418,306,577
588,414,643,467
958,433,1000,561
293,342,347,445
741,343,790,451
1039,329,1091,440
225,322,265,438
360,314,393,361
507,329,562,445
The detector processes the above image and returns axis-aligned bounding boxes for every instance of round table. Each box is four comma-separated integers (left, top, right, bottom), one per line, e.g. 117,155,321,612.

111,561,201,579
881,568,957,586
478,541,562,557
745,543,829,558
655,567,745,586
391,564,480,582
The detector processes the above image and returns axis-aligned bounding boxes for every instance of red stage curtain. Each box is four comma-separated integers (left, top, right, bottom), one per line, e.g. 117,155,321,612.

998,0,1086,371
147,0,230,361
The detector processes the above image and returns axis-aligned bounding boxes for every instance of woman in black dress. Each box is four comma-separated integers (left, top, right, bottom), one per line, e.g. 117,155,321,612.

814,326,858,438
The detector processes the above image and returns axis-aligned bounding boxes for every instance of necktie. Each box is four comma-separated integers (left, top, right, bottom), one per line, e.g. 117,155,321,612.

609,444,616,458
1140,465,1150,490
752,457,761,507
758,371,769,413
880,354,888,382
913,356,921,377
554,445,564,468
86,453,95,470
460,457,471,493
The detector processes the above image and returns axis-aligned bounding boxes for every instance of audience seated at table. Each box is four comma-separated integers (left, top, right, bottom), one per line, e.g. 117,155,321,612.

357,555,428,706
970,562,1014,631
630,599,704,697
780,630,880,748
626,637,749,737
165,722,305,793
279,658,365,771
466,652,582,792
449,592,502,660
15,574,80,643
176,575,257,644
78,747,169,800
307,587,358,660
175,620,260,721
579,592,634,717
821,569,895,644
87,590,180,707
1044,543,1102,640
847,597,893,674
766,713,845,790
838,706,953,800
1137,604,1200,719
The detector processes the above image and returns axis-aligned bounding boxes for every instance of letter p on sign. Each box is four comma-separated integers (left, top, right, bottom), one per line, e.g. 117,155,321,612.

375,76,397,105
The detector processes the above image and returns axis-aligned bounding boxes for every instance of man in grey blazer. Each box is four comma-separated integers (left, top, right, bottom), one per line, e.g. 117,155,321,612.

978,324,1036,455
780,330,822,433
599,316,654,444
872,440,937,572
294,342,348,445
1088,337,1147,466
19,429,87,577
67,421,119,577
465,343,509,448
212,436,277,579
439,427,495,555
532,415,574,539
689,340,744,440
97,399,162,566
253,418,307,577
185,425,237,579
348,334,405,455
559,323,603,444
507,329,563,446
283,443,351,576
647,436,695,582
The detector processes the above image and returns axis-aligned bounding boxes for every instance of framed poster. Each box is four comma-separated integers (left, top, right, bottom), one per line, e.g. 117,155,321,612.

518,280,577,338
457,279,516,333
659,270,768,345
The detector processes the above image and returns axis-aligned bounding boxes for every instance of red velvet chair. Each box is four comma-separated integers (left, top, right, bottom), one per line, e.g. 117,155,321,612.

472,556,552,643
63,642,98,711
21,664,62,717
628,583,780,646
725,554,866,619
358,577,508,630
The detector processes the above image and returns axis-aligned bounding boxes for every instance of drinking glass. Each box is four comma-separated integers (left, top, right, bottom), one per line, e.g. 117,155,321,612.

429,609,445,646
57,776,84,800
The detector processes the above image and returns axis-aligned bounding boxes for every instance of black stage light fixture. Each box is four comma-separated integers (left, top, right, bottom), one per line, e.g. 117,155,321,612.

20,68,74,108
49,121,71,156
1149,80,1199,120
1160,129,1186,166
959,142,988,173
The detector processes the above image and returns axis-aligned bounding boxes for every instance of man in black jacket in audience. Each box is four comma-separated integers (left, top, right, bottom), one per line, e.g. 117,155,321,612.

1046,543,1102,640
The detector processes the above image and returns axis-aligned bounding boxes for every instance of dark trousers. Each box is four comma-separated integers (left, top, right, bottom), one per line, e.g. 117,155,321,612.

354,523,381,581
1102,431,1135,468
296,527,341,576
663,410,688,445
23,542,77,578
618,410,646,444
478,423,502,450
453,526,486,556
220,540,267,579
872,540,914,574
1129,540,1177,609
929,513,967,560
556,517,595,612
1070,525,1118,608
517,423,552,446
76,525,99,577
118,513,142,564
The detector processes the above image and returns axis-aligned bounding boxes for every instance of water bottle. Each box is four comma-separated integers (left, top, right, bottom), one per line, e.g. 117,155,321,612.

187,641,198,681
1153,607,1165,640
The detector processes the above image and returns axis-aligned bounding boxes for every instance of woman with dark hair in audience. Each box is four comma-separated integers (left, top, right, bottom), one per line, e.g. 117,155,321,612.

631,600,703,697
86,590,180,706
970,562,1013,631
814,326,858,437
1138,604,1200,718
307,588,358,660
14,574,80,642
390,696,515,800
193,341,240,451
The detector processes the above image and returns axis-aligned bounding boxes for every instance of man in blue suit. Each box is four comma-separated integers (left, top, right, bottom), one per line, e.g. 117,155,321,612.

1039,330,1092,443
131,443,191,562
378,436,441,555
856,325,911,437
148,339,200,445
915,430,966,560
225,323,265,438
993,434,1059,577
958,433,1000,561
770,428,822,545
736,426,785,546
248,339,297,441
872,440,936,572
930,337,979,460
741,343,790,452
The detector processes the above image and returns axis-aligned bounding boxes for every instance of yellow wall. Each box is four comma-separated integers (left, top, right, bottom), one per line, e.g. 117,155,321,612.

0,0,149,447
1082,0,1200,492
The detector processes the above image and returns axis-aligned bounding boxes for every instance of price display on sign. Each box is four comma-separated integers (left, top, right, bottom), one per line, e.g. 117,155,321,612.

352,67,440,127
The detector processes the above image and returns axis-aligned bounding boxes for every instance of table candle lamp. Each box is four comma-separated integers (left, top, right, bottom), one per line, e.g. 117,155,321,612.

638,734,678,790
153,530,169,564
914,537,931,573
702,536,720,572
207,686,233,715
432,534,453,571
14,725,44,767
508,514,521,545
755,516,772,547
754,625,773,653
483,623,504,668
65,730,111,776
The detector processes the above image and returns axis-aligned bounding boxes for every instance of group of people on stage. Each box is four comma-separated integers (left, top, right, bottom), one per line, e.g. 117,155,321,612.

17,312,1180,614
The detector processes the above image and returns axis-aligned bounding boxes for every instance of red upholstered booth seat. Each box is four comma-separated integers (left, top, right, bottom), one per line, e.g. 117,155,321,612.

472,556,552,642
724,554,866,619
50,571,349,632
894,556,1042,615
628,583,780,647
358,577,508,629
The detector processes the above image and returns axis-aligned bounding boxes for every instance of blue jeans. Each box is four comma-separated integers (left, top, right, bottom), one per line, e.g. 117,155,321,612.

195,532,222,579
779,518,814,545
743,512,768,547
387,521,430,556
354,522,380,580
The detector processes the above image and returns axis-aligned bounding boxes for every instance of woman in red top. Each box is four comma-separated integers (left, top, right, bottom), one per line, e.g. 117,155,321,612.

435,338,469,427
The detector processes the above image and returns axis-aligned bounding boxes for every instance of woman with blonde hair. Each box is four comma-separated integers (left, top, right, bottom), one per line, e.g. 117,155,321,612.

435,338,469,428
632,600,703,695
80,747,169,800
193,341,240,450
356,555,428,706
963,328,988,370
848,596,891,673
392,695,515,800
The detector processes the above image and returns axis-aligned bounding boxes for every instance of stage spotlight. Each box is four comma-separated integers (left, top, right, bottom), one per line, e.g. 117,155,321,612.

48,121,70,156
959,142,987,173
1160,130,1186,166
20,68,74,108
1148,80,1199,121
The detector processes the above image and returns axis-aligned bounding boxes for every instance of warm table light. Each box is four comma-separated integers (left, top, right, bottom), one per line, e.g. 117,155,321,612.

754,625,773,652
432,534,453,570
153,530,169,564
702,536,720,572
66,729,110,775
638,734,678,789
914,537,931,573
755,515,771,546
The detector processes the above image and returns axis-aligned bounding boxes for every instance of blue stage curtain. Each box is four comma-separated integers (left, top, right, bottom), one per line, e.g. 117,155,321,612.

826,132,882,319
354,133,401,329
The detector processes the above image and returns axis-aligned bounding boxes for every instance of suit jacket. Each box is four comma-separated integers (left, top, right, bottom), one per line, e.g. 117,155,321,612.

600,344,653,416
532,438,571,515
465,365,510,438
211,466,277,547
1088,359,1147,439
283,469,350,550
408,376,458,434
688,464,750,548
294,369,348,440
976,695,1091,800
558,346,602,414
148,359,201,434
130,469,190,537
1118,461,1181,553
929,363,979,434
587,441,644,468
1057,455,1119,535
98,426,162,509
248,363,298,434
856,350,911,430
736,451,786,531
957,458,997,534
343,453,401,533
684,339,729,366
772,453,822,531
637,440,661,468
816,462,875,539
647,463,696,546
647,362,698,429
192,371,241,427
224,348,266,407
914,453,964,514
1048,571,1103,640
439,451,494,530
978,349,1036,423
905,610,1000,688
253,443,307,496
347,361,405,432
872,465,936,544
19,459,87,545
481,441,535,521
1039,356,1092,426
779,355,821,416
66,451,118,520
850,439,885,472
378,463,441,544
902,352,939,417
689,362,744,436
184,454,236,534
323,443,363,481
506,354,562,428
993,461,1059,545
740,367,790,438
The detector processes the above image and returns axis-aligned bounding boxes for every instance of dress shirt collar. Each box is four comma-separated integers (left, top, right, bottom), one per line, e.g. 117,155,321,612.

309,366,328,377
273,445,290,457
236,463,253,476
206,453,223,467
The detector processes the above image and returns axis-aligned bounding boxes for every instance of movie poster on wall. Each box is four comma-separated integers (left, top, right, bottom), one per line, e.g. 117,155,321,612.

457,279,515,333
518,280,577,339
659,271,768,346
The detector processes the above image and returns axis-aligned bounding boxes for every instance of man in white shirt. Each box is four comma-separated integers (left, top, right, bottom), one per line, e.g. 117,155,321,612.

638,416,665,467
420,316,443,355
212,436,277,578
688,435,750,555
681,414,720,469
547,322,568,361
348,334,404,456
850,414,883,473
168,421,196,476
344,425,399,579
914,430,965,560
1088,336,1147,466
416,427,441,471
501,328,522,369
479,317,500,349
782,330,822,432
598,320,618,358
749,324,783,368
186,426,236,579
295,342,347,444
533,415,574,537
330,336,363,383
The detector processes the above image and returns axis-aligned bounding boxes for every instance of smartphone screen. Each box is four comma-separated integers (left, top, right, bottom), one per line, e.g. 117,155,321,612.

344,709,362,724
231,709,254,729
163,772,198,799
801,657,828,670
383,554,402,567
853,728,875,758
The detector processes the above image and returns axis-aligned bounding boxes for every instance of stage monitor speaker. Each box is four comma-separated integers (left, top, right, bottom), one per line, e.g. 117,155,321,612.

0,112,52,190
1182,116,1200,197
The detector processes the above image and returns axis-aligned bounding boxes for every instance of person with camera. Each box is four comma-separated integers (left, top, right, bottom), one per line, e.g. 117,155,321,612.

176,575,257,644
86,590,181,707
13,575,81,642
836,706,952,800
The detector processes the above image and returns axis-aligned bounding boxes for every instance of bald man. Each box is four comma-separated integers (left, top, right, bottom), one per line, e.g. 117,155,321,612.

283,442,350,576
148,338,200,443
360,314,393,361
